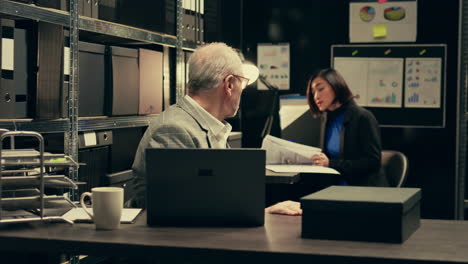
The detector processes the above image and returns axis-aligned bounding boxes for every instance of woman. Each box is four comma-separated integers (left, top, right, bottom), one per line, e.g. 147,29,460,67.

307,68,388,187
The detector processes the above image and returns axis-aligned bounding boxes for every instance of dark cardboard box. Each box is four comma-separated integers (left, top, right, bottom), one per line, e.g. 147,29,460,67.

301,186,421,243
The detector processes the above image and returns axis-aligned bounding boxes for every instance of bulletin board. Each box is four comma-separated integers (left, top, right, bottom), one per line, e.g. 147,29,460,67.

331,44,446,127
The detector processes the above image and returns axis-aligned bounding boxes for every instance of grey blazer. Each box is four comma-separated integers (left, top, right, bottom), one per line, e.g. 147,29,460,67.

131,96,228,207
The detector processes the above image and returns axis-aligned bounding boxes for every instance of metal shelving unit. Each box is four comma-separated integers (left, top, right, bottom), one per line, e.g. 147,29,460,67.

0,116,158,133
0,0,192,133
0,0,197,50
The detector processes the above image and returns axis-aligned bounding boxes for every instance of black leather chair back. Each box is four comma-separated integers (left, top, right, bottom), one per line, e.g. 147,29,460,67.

381,150,408,188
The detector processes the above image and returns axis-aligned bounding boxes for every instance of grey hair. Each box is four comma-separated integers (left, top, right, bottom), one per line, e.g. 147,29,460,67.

187,42,243,95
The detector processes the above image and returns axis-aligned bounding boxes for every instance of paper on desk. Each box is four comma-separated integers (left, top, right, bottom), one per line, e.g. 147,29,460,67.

266,165,340,174
261,135,321,164
62,208,142,223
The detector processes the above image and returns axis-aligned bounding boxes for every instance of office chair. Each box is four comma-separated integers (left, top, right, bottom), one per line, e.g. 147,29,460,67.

381,150,408,188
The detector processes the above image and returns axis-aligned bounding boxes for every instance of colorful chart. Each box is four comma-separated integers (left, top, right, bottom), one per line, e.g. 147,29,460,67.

359,6,375,22
384,6,406,21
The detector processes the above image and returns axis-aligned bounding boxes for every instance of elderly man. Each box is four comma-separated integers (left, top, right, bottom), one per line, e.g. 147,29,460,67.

131,42,301,215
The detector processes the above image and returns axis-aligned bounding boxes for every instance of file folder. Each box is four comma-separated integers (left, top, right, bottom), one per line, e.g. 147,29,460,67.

82,0,92,17
79,41,106,117
91,0,99,18
139,48,163,115
1,19,15,119
36,0,63,9
117,0,176,35
106,46,139,116
98,0,118,22
61,29,70,118
182,11,196,41
14,27,28,118
35,22,64,119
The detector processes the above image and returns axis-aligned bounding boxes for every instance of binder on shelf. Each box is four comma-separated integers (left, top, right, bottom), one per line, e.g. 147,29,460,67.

182,11,196,42
82,0,92,17
0,19,16,119
61,29,70,118
182,0,205,43
78,130,112,149
79,41,106,117
35,22,64,119
117,0,176,35
98,0,118,22
139,48,163,115
9,0,35,3
36,0,68,10
14,26,29,118
162,46,171,109
58,0,84,14
91,0,99,18
106,46,139,116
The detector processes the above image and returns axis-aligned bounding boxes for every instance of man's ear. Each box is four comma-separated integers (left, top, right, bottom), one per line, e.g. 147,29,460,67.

224,75,234,96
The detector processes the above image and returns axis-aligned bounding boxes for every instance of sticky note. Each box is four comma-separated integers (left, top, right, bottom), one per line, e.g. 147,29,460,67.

373,24,387,38
378,0,388,3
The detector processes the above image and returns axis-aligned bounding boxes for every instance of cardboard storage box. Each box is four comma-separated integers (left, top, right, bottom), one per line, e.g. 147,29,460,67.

301,186,421,243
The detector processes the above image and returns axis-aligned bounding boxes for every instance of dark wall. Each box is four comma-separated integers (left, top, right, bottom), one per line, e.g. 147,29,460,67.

242,0,459,219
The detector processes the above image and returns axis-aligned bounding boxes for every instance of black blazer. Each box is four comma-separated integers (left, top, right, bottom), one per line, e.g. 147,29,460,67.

319,100,388,187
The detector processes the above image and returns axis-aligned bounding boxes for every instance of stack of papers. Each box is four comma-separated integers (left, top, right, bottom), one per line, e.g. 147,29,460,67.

262,135,339,174
266,164,339,174
62,208,142,223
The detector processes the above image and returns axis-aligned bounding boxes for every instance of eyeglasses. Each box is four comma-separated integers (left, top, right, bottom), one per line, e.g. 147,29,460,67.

232,74,250,89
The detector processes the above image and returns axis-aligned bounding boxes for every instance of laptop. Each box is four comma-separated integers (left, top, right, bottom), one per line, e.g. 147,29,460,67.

145,148,265,227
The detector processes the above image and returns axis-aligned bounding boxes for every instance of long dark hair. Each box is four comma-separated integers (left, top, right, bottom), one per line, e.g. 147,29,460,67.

306,68,354,117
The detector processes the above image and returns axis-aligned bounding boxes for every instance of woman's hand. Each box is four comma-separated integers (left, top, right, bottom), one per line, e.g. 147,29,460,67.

311,152,329,167
265,200,302,216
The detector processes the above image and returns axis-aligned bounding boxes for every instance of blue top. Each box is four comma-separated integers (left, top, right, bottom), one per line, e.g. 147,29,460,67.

325,107,347,185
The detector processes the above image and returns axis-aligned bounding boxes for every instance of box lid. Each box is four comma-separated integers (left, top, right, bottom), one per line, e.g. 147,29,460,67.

301,186,421,214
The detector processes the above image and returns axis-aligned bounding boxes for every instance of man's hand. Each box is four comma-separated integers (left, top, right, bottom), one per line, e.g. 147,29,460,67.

265,200,302,216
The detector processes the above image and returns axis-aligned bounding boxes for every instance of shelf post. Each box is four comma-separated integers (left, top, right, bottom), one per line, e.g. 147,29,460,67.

176,0,185,103
66,0,80,202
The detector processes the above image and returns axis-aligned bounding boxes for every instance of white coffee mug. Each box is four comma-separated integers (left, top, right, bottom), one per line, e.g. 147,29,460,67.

80,187,124,230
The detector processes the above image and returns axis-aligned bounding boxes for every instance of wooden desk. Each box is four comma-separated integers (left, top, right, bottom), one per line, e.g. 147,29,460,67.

0,212,468,263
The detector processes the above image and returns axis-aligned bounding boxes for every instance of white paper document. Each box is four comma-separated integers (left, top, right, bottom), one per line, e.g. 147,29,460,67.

62,208,142,224
266,165,339,175
262,135,321,164
404,58,442,108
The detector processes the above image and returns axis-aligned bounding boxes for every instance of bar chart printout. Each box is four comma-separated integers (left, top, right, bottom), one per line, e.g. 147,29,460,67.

404,58,441,108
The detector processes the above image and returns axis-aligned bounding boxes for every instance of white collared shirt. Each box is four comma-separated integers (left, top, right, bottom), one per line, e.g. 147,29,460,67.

184,95,232,148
